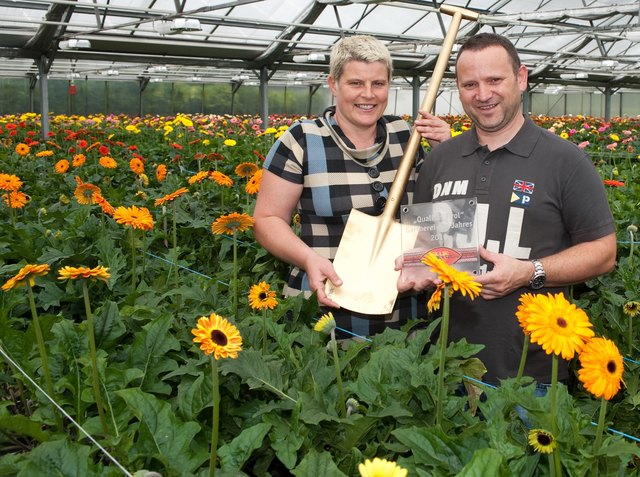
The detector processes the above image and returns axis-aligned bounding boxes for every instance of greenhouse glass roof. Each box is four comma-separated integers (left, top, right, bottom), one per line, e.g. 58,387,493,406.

1,0,640,92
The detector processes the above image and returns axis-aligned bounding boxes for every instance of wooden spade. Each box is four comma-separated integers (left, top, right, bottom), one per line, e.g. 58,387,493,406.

325,5,479,315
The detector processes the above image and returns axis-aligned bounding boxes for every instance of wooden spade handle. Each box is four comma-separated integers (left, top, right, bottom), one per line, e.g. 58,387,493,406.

382,5,480,221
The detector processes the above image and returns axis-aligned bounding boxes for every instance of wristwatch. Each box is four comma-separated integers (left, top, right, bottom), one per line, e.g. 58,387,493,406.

529,259,546,290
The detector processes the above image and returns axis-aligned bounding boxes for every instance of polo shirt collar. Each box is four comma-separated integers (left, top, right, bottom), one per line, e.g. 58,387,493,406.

462,115,540,158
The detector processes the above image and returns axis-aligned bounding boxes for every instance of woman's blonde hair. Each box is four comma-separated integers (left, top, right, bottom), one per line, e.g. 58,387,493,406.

329,35,392,82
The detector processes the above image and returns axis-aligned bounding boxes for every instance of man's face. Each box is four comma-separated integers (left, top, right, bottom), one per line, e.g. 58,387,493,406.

456,45,528,134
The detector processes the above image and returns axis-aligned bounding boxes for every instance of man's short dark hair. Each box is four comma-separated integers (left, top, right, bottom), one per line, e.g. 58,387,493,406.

456,33,521,74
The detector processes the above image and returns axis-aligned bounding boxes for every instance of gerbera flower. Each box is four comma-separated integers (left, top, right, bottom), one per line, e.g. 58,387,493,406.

245,169,263,195
98,145,110,155
2,191,29,209
113,205,155,230
58,265,110,282
578,336,624,400
74,179,102,205
77,139,88,149
129,157,144,175
15,143,30,156
248,282,278,310
188,170,210,185
235,162,259,178
211,212,253,235
191,312,243,360
521,292,594,360
603,179,624,187
623,301,640,318
1,263,50,291
72,153,86,167
223,138,237,147
515,292,536,335
55,159,70,174
358,457,407,477
99,156,118,169
154,187,189,207
314,312,336,334
421,252,481,299
94,193,115,216
209,170,233,187
35,150,54,157
427,283,449,313
527,429,557,454
155,164,167,182
0,173,23,192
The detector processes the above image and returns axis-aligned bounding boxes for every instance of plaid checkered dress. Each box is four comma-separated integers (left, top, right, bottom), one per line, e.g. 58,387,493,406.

264,106,427,337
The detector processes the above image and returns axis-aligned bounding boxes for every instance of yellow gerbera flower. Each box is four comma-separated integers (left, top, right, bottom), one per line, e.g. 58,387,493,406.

154,187,189,207
113,205,155,231
528,429,557,454
73,179,102,205
55,159,70,174
314,312,336,334
2,263,50,291
578,336,624,400
3,191,29,209
421,252,481,299
191,313,243,360
223,138,237,147
0,173,23,192
427,283,450,313
522,292,594,360
358,457,407,477
211,212,254,235
245,169,263,195
248,281,278,310
515,292,536,335
209,170,233,187
58,265,110,282
623,301,640,318
235,162,259,178
15,143,30,156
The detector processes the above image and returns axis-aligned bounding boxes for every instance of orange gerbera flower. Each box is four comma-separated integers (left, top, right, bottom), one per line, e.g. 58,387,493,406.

248,282,278,310
154,187,189,206
211,212,254,235
155,164,167,182
0,173,23,192
15,143,30,156
578,336,625,400
99,156,118,169
72,153,86,167
73,178,102,205
55,159,70,174
129,157,145,175
515,292,537,335
1,263,50,291
191,312,243,360
245,169,263,195
188,170,210,185
235,162,259,178
35,150,54,157
58,265,111,282
2,191,29,209
209,171,233,187
113,205,155,230
94,193,115,216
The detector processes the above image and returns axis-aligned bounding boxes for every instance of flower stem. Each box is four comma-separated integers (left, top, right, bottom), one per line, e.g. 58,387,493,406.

27,284,61,429
130,227,137,293
232,230,238,317
210,356,220,477
82,281,109,436
593,397,608,457
330,328,346,418
436,284,450,427
262,309,267,354
550,355,562,477
516,334,530,383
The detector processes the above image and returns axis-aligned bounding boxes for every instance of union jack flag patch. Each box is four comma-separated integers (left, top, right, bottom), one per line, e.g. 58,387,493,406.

513,179,535,194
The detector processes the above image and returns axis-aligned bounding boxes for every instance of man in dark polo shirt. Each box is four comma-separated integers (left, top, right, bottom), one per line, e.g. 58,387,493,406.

401,33,616,385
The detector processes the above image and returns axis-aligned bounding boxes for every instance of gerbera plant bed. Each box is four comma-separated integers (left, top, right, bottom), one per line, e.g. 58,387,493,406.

0,112,639,476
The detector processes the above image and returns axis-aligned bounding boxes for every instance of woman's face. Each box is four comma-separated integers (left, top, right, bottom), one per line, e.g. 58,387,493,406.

328,60,389,132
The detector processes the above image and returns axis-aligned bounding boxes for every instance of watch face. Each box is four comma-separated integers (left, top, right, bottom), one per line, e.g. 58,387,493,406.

531,276,545,289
